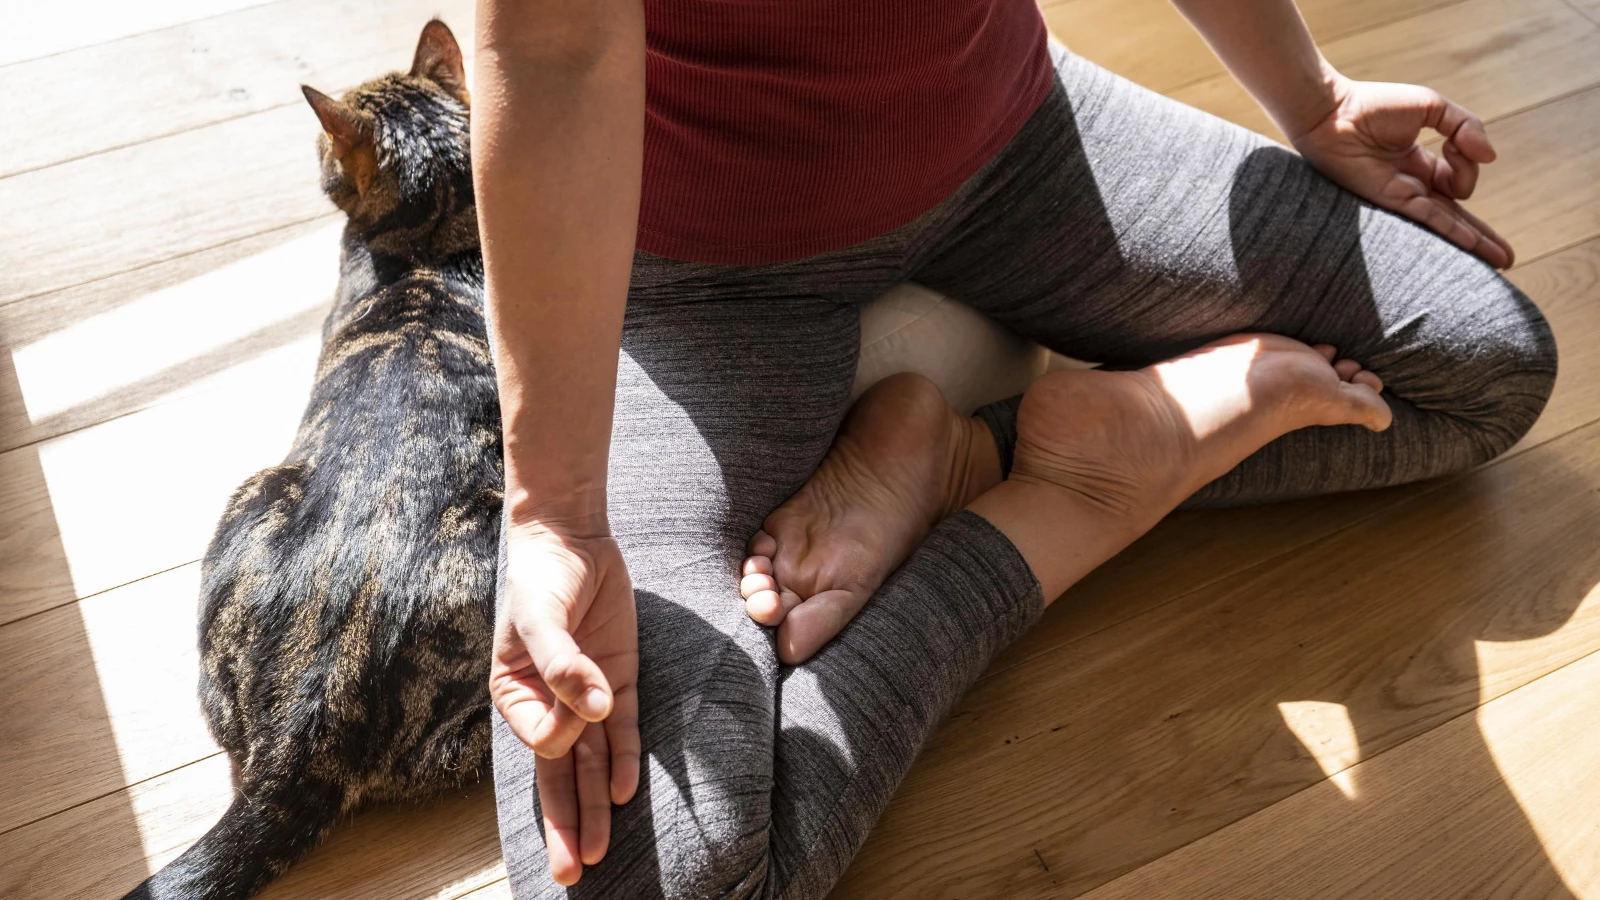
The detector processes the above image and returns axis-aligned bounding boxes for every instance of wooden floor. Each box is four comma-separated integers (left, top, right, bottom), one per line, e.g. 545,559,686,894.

2,1,1598,897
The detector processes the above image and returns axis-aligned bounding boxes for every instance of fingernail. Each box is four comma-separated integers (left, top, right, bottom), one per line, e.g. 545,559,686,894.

581,688,610,718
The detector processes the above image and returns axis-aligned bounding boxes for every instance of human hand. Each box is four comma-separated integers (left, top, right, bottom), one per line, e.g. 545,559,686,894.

491,523,640,886
1287,74,1514,269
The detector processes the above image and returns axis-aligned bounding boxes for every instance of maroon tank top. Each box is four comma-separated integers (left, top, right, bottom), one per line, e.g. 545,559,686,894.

637,0,1054,265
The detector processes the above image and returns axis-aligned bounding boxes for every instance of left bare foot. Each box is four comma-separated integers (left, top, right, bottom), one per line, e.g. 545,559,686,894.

740,373,1001,664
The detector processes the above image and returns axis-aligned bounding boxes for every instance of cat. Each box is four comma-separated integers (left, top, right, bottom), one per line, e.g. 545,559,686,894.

124,20,501,900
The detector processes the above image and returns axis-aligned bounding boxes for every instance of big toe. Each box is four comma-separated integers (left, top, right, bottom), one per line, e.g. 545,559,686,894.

776,589,868,664
1336,381,1393,432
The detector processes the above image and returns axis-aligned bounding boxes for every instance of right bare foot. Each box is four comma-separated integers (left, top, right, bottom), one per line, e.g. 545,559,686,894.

976,333,1391,600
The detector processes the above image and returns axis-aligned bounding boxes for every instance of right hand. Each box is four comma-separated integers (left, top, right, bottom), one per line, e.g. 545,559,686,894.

491,523,640,886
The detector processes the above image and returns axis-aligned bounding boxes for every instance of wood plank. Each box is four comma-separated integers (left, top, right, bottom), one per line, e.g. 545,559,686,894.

834,417,1600,899
0,754,233,900
1076,647,1600,899
1166,0,1600,142
981,235,1600,684
1041,0,1462,96
0,0,272,68
0,341,314,625
0,220,338,454
0,0,474,179
1567,0,1600,25
456,880,512,900
1506,238,1600,450
1450,87,1600,265
0,751,507,900
0,564,218,834
0,101,337,307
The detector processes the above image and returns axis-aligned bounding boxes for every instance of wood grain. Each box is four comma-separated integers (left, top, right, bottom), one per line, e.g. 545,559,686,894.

835,418,1600,899
982,235,1600,686
1167,0,1600,142
0,564,218,835
0,0,475,179
0,103,328,307
0,217,336,455
0,0,271,68
0,750,508,900
1075,646,1600,899
1566,0,1600,25
1450,87,1600,264
1041,0,1463,96
0,345,315,625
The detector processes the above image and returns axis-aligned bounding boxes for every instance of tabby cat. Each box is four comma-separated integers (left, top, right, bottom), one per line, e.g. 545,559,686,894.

124,20,501,900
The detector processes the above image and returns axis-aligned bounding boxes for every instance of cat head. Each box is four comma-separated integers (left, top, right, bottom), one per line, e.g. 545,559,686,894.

301,20,472,230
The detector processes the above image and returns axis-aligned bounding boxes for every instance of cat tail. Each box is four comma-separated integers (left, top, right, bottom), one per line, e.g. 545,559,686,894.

120,779,344,900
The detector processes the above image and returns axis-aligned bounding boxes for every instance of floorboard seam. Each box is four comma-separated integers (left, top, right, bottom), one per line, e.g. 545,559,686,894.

1073,642,1600,900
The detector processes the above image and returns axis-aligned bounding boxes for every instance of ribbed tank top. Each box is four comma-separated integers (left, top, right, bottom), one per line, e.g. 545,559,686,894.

637,0,1054,265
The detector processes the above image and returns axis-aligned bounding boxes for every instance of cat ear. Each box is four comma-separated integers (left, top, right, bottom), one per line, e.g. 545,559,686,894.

301,85,370,160
411,19,469,104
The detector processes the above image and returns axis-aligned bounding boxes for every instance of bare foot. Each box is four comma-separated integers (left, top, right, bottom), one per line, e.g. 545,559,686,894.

740,373,1001,664
976,333,1391,600
745,335,1391,662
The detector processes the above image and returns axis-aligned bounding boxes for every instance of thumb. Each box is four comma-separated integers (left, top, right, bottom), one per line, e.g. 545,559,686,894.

520,616,614,722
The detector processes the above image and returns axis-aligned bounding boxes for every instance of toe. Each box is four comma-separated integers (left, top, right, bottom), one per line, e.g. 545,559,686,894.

1312,343,1338,363
742,555,773,577
776,588,870,664
748,530,778,559
1339,382,1393,432
746,586,805,626
740,572,777,599
1333,358,1363,382
1352,369,1383,394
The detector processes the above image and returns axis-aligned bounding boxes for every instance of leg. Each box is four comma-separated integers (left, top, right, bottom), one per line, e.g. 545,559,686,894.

491,267,1044,899
913,47,1557,505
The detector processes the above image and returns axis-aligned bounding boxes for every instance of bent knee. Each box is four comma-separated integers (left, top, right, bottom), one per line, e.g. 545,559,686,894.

1403,278,1558,466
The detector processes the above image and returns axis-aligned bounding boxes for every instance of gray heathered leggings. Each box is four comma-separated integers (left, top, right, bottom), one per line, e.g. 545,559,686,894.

492,46,1557,899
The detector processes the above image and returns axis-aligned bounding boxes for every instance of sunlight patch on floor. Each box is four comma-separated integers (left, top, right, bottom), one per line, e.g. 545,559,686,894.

0,0,275,67
1476,599,1600,897
11,223,339,423
1277,700,1360,798
35,339,315,600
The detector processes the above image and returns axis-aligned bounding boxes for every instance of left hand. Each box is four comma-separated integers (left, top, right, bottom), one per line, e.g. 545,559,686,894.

1287,74,1514,269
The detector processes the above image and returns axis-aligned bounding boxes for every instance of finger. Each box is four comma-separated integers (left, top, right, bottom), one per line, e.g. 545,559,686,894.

1448,198,1516,268
528,695,590,759
1387,175,1496,263
519,621,613,722
776,588,868,665
606,684,642,805
574,723,613,866
536,752,584,886
1442,140,1479,200
1424,92,1495,163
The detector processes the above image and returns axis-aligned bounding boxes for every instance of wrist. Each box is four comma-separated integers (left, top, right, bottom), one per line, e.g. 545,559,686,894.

1279,58,1349,145
504,482,611,538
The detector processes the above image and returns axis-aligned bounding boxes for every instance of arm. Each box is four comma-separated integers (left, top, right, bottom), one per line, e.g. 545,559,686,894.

1169,0,1513,267
474,0,645,885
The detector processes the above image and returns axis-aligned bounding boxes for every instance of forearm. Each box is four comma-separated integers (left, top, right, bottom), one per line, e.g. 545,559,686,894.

1167,0,1341,138
473,0,645,533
